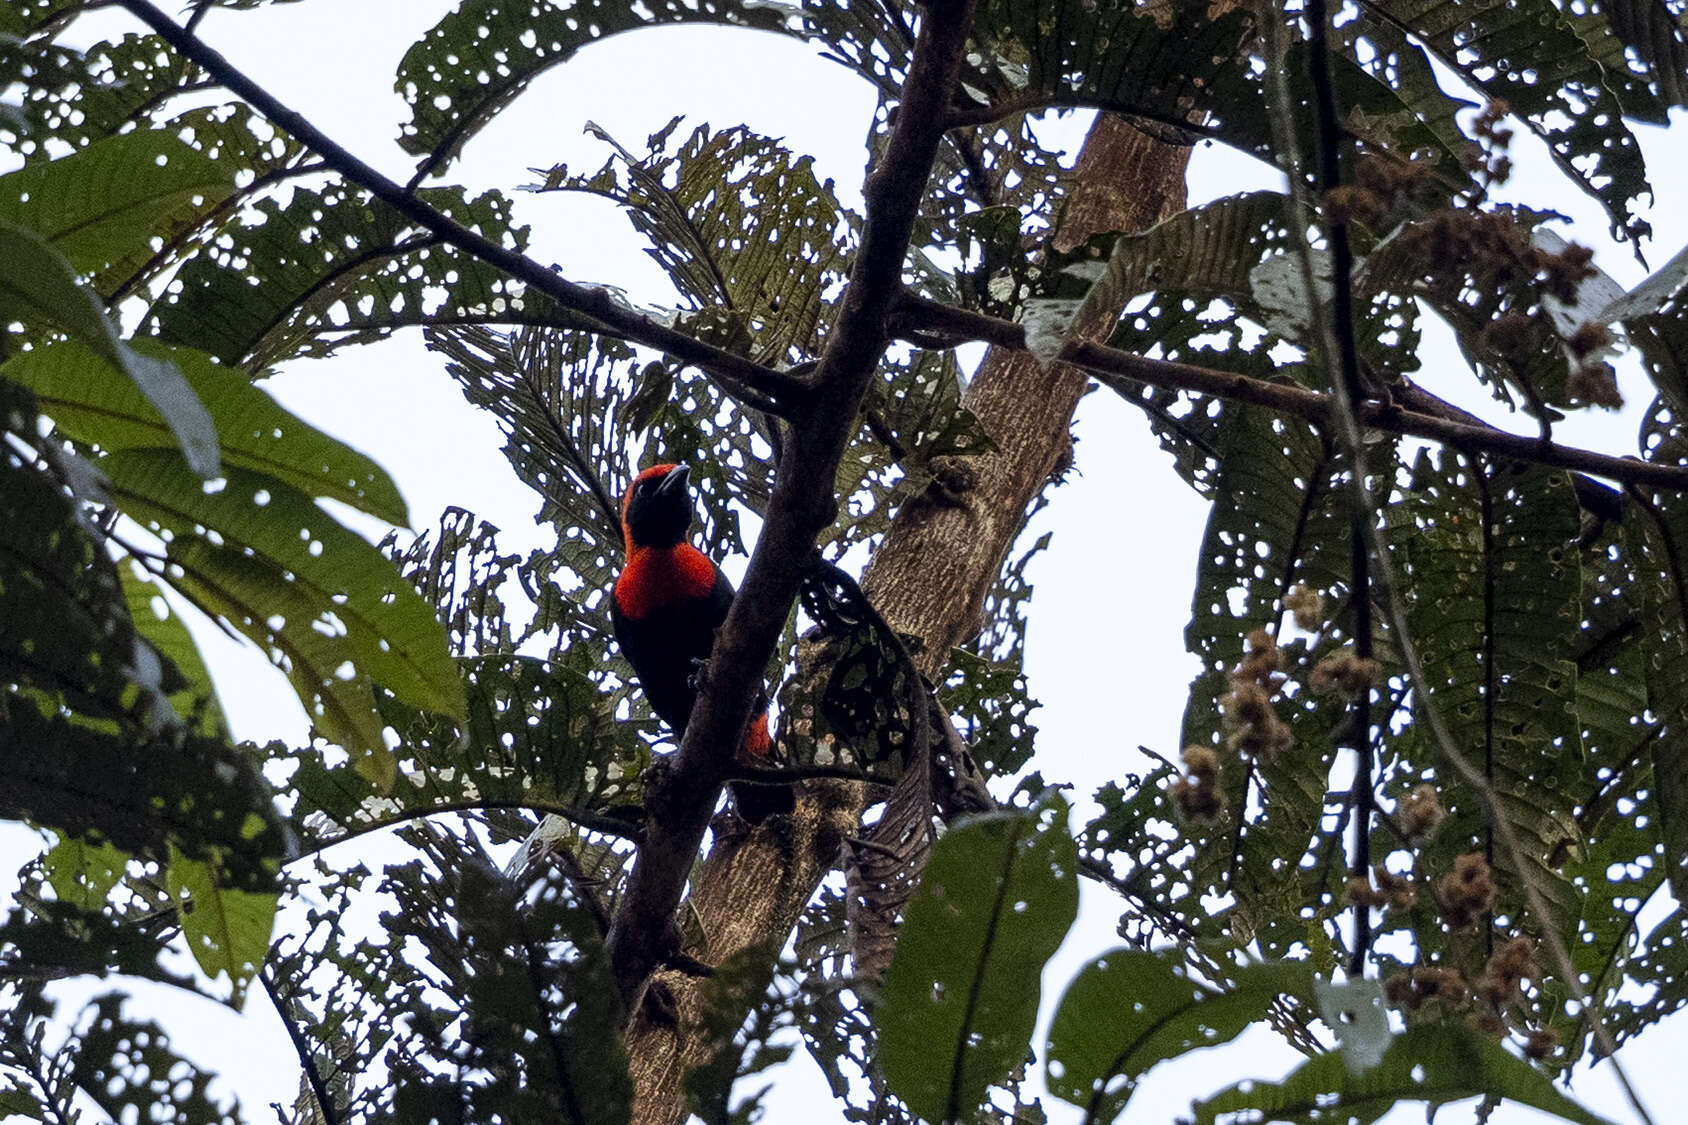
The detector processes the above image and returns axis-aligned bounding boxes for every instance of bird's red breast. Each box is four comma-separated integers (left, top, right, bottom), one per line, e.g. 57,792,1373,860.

612,543,721,620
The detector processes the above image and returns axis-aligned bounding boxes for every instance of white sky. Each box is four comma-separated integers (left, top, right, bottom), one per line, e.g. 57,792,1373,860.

2,2,1683,1122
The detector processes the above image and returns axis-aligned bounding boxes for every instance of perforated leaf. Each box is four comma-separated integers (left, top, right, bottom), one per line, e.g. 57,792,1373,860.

146,182,583,368
5,339,405,522
877,797,1078,1124
531,122,852,365
102,451,464,785
1047,952,1315,1122
1190,1022,1614,1125
0,216,219,477
395,0,796,172
1386,453,1584,931
1355,0,1651,240
0,130,234,279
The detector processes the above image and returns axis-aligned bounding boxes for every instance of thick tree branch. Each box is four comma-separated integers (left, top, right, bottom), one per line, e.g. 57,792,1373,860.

111,0,806,414
891,292,1688,489
602,0,979,1009
893,294,1684,501
1066,341,1688,490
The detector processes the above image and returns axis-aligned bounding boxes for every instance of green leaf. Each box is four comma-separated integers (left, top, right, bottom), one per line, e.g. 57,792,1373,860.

1388,455,1584,930
118,563,229,740
283,653,646,851
534,122,852,365
145,182,578,368
0,129,235,278
100,450,465,784
166,845,278,999
1046,952,1314,1121
69,994,244,1124
971,0,1255,141
42,832,129,912
877,796,1079,1124
0,215,218,477
1355,0,1651,240
1189,1023,1617,1125
395,0,793,170
0,701,287,895
5,338,407,522
1,387,139,719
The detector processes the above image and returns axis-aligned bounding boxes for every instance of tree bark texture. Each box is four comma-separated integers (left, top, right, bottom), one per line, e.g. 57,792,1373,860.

624,112,1193,1125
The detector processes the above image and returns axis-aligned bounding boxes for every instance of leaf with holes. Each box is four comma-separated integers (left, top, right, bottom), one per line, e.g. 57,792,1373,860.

146,182,584,368
1386,453,1584,932
0,216,219,477
1190,1022,1615,1125
532,122,852,365
5,339,405,522
877,796,1078,1124
165,847,278,1000
0,130,234,278
396,0,796,172
1047,951,1314,1122
100,450,464,784
1356,0,1651,241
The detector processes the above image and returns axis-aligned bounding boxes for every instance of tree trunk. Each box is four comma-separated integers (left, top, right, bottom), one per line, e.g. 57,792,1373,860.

624,111,1193,1124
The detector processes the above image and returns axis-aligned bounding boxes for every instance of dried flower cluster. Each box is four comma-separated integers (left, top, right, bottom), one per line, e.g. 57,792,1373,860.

1345,864,1416,911
1283,584,1324,631
1566,320,1622,409
1220,629,1293,762
1171,745,1225,823
1436,852,1497,930
1385,964,1469,1010
1322,153,1438,230
1309,649,1379,698
1397,783,1445,844
1466,100,1515,190
1478,936,1541,1008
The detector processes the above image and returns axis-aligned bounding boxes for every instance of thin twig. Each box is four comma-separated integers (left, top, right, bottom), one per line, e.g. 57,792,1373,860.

1298,0,1377,979
289,800,644,861
260,965,341,1125
111,0,809,414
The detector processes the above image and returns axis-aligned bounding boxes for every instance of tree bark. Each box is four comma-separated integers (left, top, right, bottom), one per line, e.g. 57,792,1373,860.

624,111,1193,1125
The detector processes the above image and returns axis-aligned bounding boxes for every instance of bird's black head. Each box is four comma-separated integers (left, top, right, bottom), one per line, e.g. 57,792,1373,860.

621,463,694,550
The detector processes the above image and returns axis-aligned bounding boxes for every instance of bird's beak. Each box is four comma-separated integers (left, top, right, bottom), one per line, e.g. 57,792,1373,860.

655,464,691,500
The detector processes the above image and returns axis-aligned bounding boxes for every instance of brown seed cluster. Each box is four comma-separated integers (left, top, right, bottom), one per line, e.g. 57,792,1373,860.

1171,745,1225,823
1322,154,1439,230
1567,362,1624,410
1397,783,1445,844
1284,584,1325,631
1478,936,1540,1007
1564,321,1622,407
1310,649,1380,698
1436,852,1497,930
1466,100,1515,190
1523,1027,1560,1060
1384,964,1469,1010
1344,864,1417,911
1221,629,1293,762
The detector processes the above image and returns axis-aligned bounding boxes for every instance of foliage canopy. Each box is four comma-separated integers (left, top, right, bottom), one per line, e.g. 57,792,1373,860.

3,0,1688,1122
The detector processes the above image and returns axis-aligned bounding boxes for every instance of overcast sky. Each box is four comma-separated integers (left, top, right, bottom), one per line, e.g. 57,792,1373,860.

2,2,1682,1122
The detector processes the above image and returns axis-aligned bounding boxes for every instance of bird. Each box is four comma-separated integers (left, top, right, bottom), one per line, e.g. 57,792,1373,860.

612,463,789,816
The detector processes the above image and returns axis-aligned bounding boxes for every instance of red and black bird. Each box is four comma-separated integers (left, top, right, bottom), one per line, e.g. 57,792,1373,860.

612,463,773,765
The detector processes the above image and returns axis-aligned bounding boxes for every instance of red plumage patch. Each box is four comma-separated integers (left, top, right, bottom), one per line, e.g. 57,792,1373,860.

613,544,721,620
